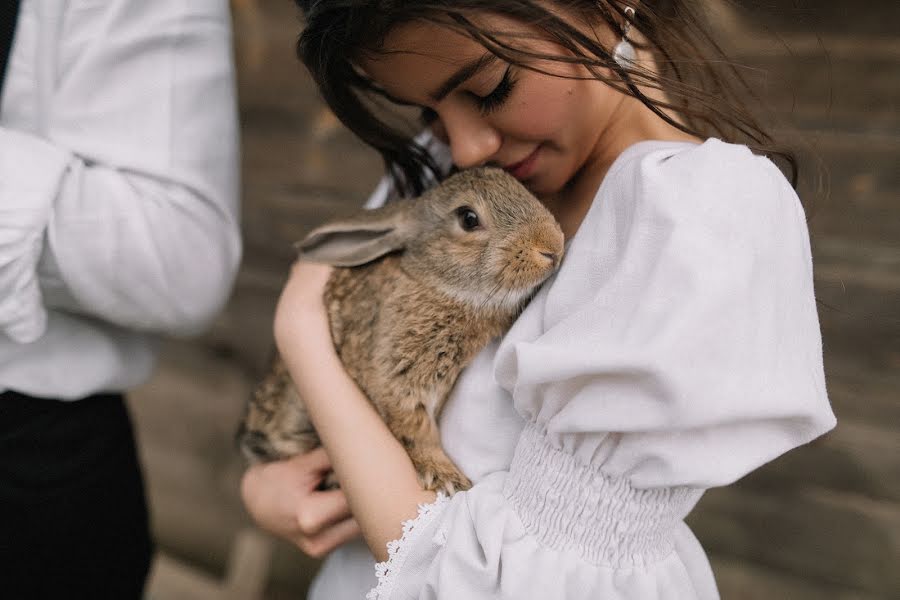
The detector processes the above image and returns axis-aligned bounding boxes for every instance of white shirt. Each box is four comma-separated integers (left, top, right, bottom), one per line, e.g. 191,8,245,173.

309,139,836,599
0,0,241,398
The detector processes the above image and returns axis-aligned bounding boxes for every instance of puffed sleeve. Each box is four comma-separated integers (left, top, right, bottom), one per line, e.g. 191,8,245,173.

366,139,835,600
497,139,835,488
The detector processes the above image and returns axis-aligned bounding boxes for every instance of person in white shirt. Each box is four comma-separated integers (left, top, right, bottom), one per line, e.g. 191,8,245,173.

0,1,240,597
240,2,836,599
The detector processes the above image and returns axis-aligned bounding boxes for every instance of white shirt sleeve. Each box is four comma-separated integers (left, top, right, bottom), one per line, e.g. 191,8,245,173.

363,129,453,209
366,139,836,600
0,0,241,342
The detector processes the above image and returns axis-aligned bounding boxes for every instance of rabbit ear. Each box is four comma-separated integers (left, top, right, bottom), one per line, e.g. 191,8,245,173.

296,206,414,267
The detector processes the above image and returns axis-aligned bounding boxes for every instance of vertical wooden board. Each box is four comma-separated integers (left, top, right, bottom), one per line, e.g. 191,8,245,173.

689,487,900,596
736,422,900,502
710,554,878,600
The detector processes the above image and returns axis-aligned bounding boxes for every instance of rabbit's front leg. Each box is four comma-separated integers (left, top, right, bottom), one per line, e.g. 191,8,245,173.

383,401,471,494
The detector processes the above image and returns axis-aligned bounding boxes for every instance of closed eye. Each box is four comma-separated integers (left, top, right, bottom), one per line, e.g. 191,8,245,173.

474,65,516,115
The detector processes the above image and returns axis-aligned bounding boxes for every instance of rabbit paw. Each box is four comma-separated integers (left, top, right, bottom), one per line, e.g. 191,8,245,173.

418,459,472,495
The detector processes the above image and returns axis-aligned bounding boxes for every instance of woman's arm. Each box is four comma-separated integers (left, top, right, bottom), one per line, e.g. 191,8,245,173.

239,129,451,558
271,261,435,562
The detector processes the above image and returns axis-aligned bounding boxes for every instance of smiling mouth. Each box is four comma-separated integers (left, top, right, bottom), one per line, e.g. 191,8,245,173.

503,146,541,180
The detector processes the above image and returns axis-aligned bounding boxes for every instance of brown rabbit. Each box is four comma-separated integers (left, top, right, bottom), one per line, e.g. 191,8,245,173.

238,167,564,493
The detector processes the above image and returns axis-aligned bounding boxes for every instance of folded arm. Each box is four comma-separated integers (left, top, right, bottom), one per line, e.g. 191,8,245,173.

0,0,241,342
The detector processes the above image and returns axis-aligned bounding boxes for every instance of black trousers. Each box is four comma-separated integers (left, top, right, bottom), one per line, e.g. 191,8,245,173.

0,390,153,599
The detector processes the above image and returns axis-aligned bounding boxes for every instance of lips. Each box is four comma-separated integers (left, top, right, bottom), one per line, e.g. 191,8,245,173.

503,146,541,180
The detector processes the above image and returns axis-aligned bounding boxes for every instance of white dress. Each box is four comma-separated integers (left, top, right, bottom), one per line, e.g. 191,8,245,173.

308,138,836,600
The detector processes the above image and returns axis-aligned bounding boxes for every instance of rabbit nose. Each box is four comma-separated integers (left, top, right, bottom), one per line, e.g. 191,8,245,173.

537,250,560,267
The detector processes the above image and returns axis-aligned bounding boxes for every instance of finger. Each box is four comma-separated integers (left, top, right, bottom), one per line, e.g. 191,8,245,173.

296,488,353,536
295,517,361,559
295,446,333,474
239,466,304,536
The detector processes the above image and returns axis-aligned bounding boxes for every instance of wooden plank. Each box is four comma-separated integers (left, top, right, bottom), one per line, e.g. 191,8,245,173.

737,421,900,502
740,55,900,125
146,553,224,600
726,0,900,38
822,361,900,429
241,183,370,259
223,530,275,600
199,284,283,376
689,486,900,595
146,530,275,600
140,443,248,576
731,34,900,60
710,554,878,600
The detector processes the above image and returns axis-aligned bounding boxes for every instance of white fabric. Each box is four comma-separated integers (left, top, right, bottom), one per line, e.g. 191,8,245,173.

309,338,523,600
362,129,454,210
309,138,836,599
0,0,241,398
310,139,835,600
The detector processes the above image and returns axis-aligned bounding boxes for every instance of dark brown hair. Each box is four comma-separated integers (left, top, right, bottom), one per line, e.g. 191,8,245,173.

296,0,797,197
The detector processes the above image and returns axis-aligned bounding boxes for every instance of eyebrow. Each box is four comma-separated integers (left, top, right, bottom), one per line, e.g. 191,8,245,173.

429,53,498,102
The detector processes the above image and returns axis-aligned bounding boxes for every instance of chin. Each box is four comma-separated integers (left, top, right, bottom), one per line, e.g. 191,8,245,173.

525,173,566,197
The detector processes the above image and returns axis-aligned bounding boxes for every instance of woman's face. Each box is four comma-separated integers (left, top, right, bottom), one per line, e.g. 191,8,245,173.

360,13,635,198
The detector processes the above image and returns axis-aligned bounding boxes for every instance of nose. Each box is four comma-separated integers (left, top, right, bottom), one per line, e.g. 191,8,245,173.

440,106,501,169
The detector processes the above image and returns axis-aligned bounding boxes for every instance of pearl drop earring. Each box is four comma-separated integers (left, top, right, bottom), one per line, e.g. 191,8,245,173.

613,6,637,68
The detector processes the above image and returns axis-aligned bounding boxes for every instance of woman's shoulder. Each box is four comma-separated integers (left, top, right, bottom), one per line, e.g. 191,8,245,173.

607,137,794,200
578,137,805,251
555,137,814,309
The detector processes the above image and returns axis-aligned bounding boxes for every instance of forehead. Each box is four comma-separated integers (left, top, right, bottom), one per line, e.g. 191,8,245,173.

359,19,489,104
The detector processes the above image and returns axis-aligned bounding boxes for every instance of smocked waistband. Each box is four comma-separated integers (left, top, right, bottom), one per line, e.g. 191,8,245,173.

503,422,702,568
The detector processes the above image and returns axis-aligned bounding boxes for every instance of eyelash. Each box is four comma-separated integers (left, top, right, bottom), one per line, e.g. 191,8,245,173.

418,65,517,125
475,65,516,114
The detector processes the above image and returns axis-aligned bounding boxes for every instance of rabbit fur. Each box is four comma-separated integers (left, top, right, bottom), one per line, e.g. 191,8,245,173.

238,167,564,494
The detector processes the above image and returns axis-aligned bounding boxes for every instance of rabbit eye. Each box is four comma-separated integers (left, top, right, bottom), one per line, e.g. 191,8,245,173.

456,207,481,231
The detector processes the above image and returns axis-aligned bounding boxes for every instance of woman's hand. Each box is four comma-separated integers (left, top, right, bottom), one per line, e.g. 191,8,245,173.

240,448,361,558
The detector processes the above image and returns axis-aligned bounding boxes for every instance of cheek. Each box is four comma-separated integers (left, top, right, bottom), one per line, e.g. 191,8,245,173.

503,77,599,144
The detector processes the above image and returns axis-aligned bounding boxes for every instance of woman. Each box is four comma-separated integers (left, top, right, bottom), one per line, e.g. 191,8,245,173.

242,2,835,598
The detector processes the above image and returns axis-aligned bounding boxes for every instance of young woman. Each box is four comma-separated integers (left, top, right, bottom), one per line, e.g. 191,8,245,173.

241,2,836,598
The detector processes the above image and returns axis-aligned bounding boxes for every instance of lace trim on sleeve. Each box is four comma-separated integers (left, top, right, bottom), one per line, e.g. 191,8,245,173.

366,493,450,600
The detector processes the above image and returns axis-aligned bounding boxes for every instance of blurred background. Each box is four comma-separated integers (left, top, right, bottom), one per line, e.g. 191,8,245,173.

137,1,899,598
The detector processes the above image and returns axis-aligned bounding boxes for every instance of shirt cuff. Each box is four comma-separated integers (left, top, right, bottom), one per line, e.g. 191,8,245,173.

0,128,71,342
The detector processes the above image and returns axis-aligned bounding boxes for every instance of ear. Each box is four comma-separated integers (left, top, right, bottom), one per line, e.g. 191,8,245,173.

295,204,414,267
